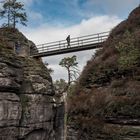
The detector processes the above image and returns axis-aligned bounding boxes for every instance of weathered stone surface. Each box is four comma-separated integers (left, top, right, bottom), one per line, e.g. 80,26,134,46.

20,58,55,95
0,92,21,140
0,92,21,127
0,77,20,91
22,129,55,140
0,127,19,140
54,103,65,140
67,6,140,140
19,94,55,138
0,28,63,140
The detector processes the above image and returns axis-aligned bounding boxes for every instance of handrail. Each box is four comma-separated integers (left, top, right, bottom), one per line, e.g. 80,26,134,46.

30,31,109,57
36,31,109,48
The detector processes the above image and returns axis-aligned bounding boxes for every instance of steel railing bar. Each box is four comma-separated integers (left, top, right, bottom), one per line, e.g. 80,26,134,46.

30,31,110,56
36,31,110,47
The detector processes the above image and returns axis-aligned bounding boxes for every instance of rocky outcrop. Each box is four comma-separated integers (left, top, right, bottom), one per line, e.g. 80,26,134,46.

0,28,64,140
67,6,140,140
54,102,65,140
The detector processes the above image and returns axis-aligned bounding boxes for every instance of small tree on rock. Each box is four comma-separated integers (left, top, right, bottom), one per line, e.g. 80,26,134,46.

59,55,79,92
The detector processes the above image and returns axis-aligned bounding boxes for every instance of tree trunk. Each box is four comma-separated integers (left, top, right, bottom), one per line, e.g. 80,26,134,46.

68,68,71,86
8,3,10,27
13,14,16,28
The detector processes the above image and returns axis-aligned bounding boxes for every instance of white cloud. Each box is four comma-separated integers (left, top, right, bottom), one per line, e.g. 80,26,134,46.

23,15,121,44
22,15,122,81
18,0,43,24
28,11,43,21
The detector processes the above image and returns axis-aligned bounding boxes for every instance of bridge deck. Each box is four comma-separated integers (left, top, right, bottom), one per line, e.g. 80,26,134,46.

30,31,109,57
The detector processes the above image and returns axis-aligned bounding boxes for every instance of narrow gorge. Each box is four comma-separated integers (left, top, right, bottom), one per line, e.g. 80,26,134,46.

0,6,140,140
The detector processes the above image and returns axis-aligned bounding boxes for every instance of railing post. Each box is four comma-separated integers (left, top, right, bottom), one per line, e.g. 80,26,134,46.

98,33,99,43
59,41,61,49
81,40,83,46
77,37,79,47
42,44,44,53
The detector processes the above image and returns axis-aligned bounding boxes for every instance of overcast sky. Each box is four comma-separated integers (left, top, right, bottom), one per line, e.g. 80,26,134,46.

1,0,139,81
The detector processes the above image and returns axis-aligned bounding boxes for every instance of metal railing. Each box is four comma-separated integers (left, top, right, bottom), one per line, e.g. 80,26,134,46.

31,31,109,57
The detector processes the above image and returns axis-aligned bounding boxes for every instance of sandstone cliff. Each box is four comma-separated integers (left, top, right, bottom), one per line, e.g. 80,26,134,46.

0,27,63,140
68,6,140,140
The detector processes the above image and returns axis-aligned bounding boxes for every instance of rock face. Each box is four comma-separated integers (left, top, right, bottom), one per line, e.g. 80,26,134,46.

68,7,140,140
0,27,63,140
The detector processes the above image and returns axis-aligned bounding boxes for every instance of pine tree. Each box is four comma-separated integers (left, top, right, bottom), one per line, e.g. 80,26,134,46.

0,0,27,28
0,0,12,27
59,55,79,88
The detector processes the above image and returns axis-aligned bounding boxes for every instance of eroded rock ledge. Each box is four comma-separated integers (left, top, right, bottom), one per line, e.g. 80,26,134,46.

0,28,64,140
67,6,140,140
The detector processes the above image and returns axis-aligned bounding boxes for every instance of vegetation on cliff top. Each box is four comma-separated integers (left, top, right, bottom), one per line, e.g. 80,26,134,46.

68,6,140,140
0,0,27,28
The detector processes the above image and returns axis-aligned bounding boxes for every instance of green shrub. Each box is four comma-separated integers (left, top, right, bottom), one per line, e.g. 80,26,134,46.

116,31,140,69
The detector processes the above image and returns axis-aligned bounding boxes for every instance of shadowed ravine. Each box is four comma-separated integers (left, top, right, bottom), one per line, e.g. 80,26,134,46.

0,6,140,140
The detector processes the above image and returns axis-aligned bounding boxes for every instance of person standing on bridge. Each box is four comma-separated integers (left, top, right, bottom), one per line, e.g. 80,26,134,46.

66,35,70,47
